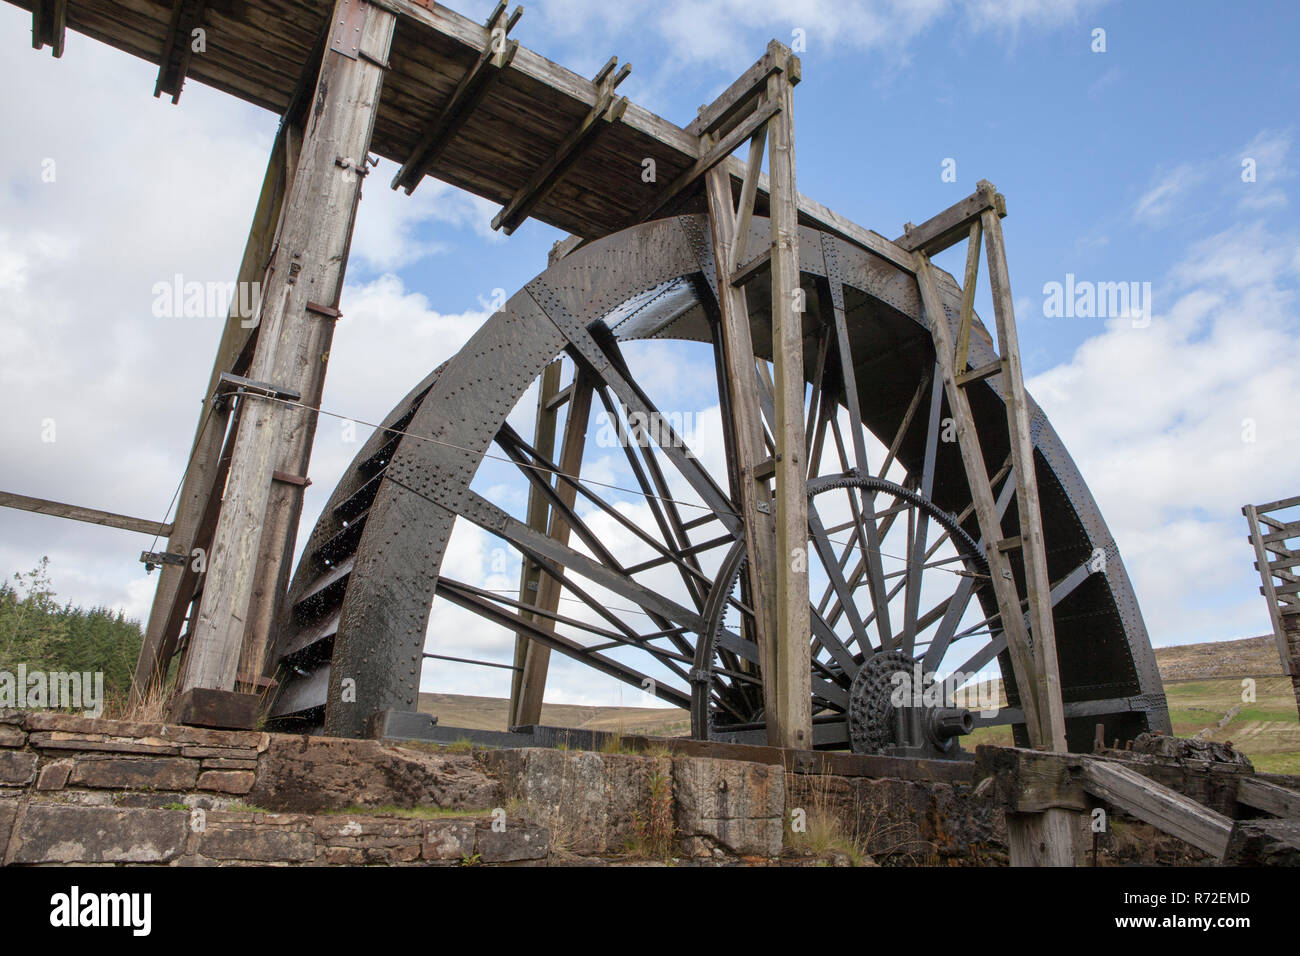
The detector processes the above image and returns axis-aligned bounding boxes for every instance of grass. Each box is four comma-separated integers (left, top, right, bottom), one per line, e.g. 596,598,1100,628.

785,773,878,866
961,674,1299,771
1251,753,1300,775
623,759,675,861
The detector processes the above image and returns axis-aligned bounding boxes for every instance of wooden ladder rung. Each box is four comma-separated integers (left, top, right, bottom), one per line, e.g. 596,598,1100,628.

957,358,1004,387
996,535,1023,553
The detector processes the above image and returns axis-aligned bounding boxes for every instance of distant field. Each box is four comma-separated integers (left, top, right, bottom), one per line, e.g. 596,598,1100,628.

419,636,1299,769
417,692,690,737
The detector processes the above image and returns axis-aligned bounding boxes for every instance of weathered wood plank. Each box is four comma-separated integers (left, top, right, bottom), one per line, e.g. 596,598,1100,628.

765,61,812,751
705,162,781,740
0,490,171,537
1238,775,1300,817
508,360,562,720
1082,759,1235,859
895,182,1005,256
182,0,396,697
511,369,595,728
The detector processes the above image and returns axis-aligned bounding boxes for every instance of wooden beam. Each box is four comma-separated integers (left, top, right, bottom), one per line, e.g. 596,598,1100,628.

1082,759,1235,860
731,121,768,273
686,39,798,139
154,0,209,104
508,360,562,725
390,2,519,194
511,369,597,728
133,118,302,706
633,100,780,227
1256,494,1300,514
31,0,67,57
1238,775,1300,817
981,198,1069,751
895,180,1006,256
1246,503,1293,676
492,59,630,235
182,0,396,700
730,247,771,287
765,61,812,751
0,491,171,538
705,163,781,736
954,220,981,372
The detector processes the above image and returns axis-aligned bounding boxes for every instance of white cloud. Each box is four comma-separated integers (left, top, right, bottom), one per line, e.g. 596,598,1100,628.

1133,128,1294,226
1028,219,1300,647
350,167,503,273
1133,163,1205,225
521,0,1108,112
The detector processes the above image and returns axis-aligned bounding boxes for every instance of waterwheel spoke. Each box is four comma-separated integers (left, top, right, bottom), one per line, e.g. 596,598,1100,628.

900,370,945,654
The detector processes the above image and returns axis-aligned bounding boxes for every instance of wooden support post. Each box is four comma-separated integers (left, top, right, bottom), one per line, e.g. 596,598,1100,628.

131,120,302,706
508,360,562,725
1244,500,1300,719
910,181,1067,753
178,0,396,701
765,55,811,751
705,162,780,732
980,192,1068,752
0,491,172,538
914,257,1047,745
31,0,67,57
510,369,596,727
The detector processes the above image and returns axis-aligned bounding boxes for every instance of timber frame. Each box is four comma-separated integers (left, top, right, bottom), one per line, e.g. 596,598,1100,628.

0,0,1220,869
1244,495,1300,717
978,739,1300,866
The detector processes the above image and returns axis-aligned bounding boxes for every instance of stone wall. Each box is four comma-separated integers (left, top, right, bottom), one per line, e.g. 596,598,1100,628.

0,710,1208,866
0,710,540,866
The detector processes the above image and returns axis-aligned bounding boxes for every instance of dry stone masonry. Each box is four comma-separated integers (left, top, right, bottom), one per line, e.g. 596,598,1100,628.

0,710,1221,866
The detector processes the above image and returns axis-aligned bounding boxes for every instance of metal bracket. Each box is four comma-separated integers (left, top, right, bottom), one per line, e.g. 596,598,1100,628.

272,470,312,488
140,550,187,573
335,155,371,176
305,300,342,319
329,0,368,60
213,372,302,409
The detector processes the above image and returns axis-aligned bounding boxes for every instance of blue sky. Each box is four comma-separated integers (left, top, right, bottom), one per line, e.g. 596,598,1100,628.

1,0,1297,706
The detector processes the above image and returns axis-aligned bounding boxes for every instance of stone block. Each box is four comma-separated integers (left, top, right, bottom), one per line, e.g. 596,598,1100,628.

0,750,37,786
69,756,199,791
422,820,477,860
10,805,187,863
197,770,255,794
199,824,316,863
35,761,72,791
249,735,500,812
673,756,783,858
475,822,549,862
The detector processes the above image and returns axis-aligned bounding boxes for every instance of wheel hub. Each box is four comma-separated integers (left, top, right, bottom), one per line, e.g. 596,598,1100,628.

848,650,974,757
